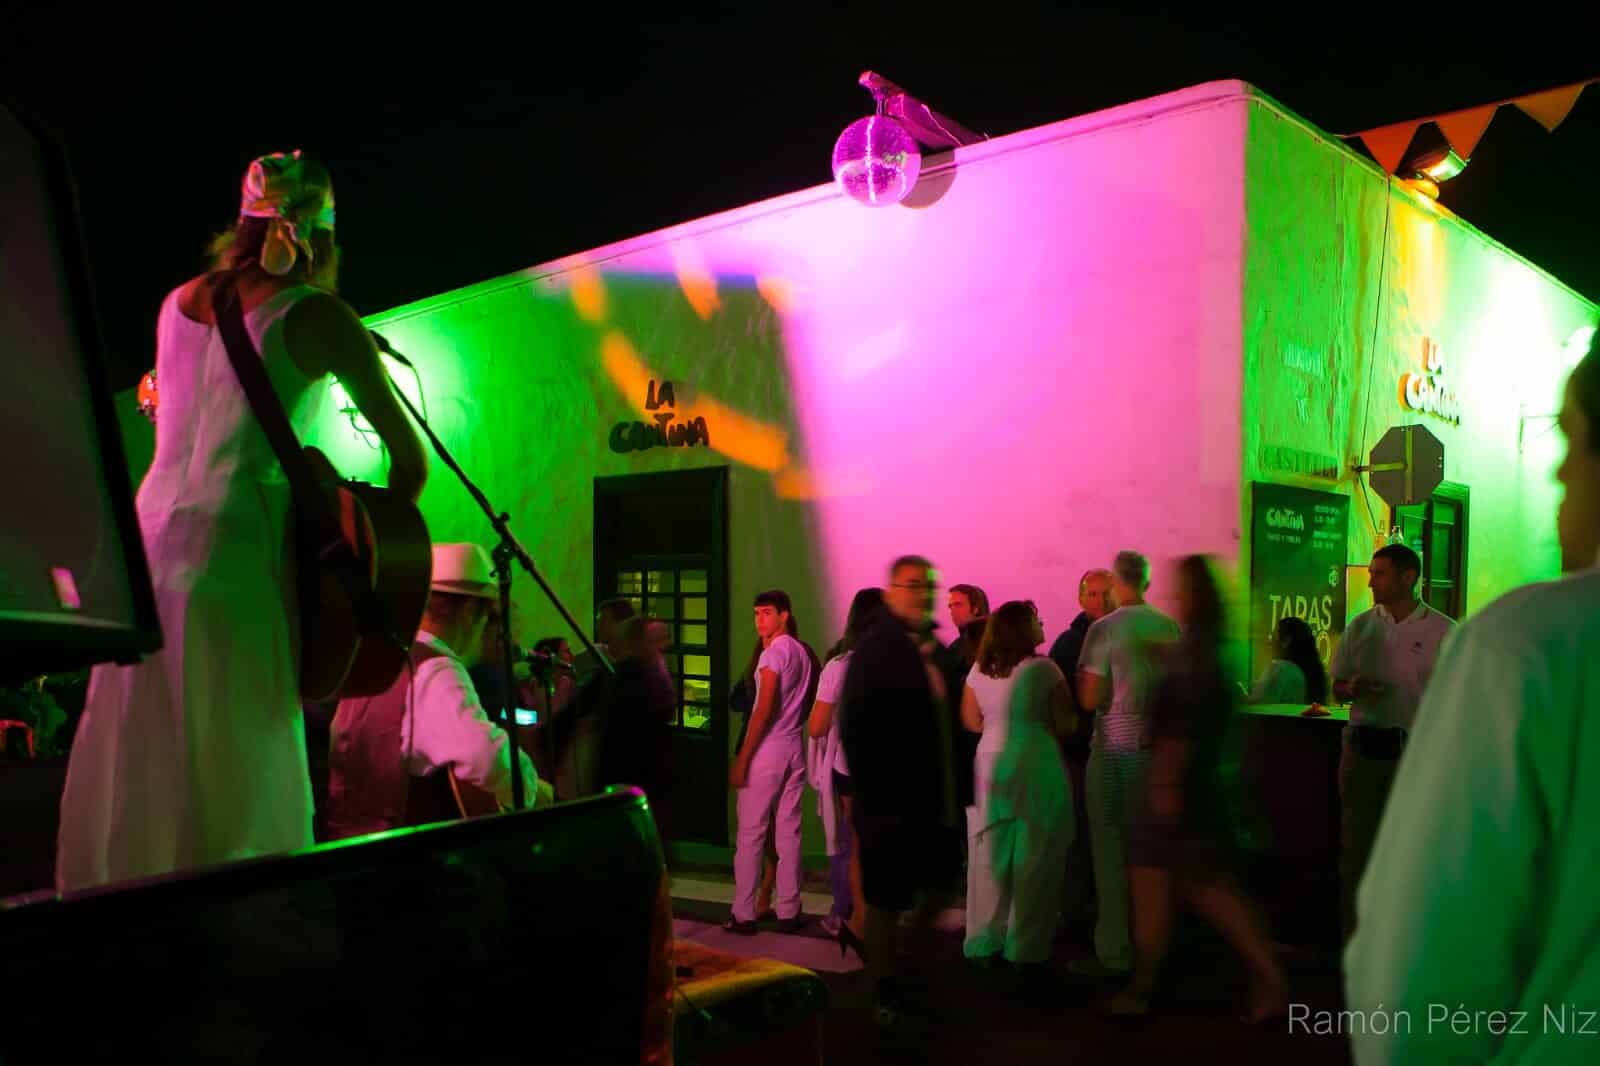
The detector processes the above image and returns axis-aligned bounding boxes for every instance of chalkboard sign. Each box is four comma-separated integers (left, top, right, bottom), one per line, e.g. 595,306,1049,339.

1249,483,1350,684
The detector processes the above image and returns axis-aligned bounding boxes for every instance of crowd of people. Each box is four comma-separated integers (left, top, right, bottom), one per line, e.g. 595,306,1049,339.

712,353,1600,1055
720,549,1302,1032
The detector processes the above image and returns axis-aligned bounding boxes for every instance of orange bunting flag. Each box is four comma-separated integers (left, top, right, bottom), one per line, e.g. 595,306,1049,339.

1359,121,1422,175
1435,104,1499,160
1350,76,1597,174
1512,83,1588,132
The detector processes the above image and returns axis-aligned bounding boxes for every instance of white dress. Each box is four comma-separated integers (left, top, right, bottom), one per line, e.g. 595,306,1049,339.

57,284,327,891
963,656,1074,963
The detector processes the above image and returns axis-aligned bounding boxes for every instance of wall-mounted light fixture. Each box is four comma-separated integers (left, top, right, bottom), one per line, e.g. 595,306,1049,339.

1409,144,1468,183
1398,126,1470,200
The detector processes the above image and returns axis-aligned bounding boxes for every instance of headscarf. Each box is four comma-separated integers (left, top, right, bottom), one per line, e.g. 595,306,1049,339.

237,150,336,276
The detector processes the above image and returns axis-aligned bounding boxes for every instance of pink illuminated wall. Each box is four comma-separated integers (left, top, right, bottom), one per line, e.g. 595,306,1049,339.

364,81,1254,651
732,82,1251,634
327,82,1257,850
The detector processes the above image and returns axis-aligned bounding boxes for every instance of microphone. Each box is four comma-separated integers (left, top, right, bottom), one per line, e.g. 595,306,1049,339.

369,330,414,367
520,648,575,673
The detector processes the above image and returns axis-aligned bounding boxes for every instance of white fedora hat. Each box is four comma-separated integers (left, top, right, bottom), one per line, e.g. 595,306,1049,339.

430,543,497,599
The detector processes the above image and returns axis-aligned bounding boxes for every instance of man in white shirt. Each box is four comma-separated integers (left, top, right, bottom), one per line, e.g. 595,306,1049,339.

1071,550,1181,977
326,543,546,840
726,589,815,934
1345,340,1600,1063
1330,543,1455,942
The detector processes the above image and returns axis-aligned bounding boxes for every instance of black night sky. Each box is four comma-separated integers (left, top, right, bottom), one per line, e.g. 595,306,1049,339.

5,9,1597,391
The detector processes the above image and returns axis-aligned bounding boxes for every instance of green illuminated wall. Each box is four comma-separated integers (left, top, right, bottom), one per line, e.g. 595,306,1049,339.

360,270,826,852
355,270,823,646
1241,93,1596,623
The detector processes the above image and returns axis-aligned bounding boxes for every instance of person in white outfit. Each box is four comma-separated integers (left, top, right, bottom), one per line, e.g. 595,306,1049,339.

726,589,816,933
1072,550,1181,976
1344,329,1600,1065
1329,542,1455,942
324,543,547,840
1247,616,1329,706
56,152,427,891
807,586,884,946
960,601,1077,975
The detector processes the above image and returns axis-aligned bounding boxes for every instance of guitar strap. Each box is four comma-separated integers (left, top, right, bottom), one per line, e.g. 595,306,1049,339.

209,276,399,646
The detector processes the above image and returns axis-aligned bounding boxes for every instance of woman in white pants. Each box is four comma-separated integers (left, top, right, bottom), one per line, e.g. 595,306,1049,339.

960,601,1078,974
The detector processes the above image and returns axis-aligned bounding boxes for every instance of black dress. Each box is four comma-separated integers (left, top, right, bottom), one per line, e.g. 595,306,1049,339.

840,608,960,911
1126,637,1237,876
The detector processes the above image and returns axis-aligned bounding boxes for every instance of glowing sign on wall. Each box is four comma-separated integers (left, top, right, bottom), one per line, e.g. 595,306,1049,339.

1398,337,1461,425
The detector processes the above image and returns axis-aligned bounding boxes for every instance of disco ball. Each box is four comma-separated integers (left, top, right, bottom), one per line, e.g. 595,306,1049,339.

831,116,921,206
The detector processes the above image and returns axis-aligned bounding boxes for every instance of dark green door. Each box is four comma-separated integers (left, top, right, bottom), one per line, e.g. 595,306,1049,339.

594,467,729,844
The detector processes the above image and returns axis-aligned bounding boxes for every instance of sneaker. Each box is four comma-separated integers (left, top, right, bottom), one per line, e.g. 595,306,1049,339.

721,916,759,936
773,914,807,934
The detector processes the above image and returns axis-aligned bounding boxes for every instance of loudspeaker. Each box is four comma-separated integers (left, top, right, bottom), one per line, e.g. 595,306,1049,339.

0,100,160,683
0,790,672,1064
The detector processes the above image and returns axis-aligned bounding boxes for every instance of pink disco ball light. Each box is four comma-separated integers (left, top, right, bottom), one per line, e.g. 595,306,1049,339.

831,116,922,206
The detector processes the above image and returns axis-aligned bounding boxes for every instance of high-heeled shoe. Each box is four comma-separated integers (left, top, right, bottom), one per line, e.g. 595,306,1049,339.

837,923,868,962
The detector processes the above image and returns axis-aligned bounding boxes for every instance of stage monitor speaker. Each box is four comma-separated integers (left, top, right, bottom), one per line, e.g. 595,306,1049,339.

0,100,160,683
0,790,672,1065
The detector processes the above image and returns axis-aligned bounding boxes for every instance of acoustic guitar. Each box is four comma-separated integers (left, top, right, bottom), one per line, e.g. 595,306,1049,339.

449,774,504,820
448,726,553,817
298,446,433,701
208,277,432,704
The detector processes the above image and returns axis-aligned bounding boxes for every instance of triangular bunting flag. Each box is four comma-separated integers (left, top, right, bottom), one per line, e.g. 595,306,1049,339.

1435,104,1499,159
1512,84,1587,131
1359,121,1422,174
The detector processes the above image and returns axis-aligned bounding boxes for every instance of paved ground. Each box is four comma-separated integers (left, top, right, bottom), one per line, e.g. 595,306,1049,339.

672,870,1353,1064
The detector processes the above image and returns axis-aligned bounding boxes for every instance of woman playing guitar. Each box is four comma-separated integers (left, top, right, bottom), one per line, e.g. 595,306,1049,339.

57,152,428,891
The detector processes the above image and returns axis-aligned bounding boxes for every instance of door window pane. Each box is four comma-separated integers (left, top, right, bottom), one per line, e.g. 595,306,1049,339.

682,704,712,732
615,571,642,594
647,571,676,594
650,597,676,621
683,654,711,677
680,624,708,646
681,571,708,593
684,679,712,705
682,597,707,620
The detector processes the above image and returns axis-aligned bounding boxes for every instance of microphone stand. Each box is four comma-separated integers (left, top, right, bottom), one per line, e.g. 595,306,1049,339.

377,341,615,811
